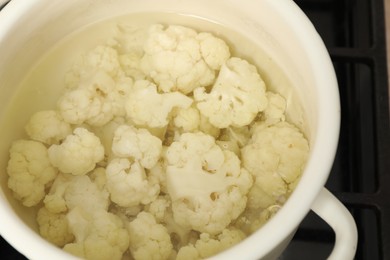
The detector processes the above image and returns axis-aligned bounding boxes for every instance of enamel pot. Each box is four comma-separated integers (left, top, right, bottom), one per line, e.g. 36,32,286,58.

0,0,358,259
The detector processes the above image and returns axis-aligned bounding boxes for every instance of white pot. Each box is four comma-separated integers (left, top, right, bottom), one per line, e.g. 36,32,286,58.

0,0,358,259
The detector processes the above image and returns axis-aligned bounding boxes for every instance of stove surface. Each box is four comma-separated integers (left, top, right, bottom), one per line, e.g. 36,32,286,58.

282,0,390,259
0,0,389,259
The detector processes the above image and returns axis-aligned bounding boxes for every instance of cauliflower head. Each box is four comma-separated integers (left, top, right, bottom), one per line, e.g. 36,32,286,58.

125,80,193,128
106,158,160,207
194,57,268,128
7,140,58,207
112,124,162,169
241,121,309,209
140,24,230,94
64,207,129,260
165,132,253,235
128,212,173,260
48,128,104,176
25,110,72,145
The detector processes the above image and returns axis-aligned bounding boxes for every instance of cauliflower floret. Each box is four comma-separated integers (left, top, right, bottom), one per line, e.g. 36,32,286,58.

140,24,230,94
246,172,287,210
59,71,125,126
119,52,145,80
65,45,123,89
194,228,245,258
7,140,58,207
25,110,72,145
127,212,173,260
125,80,193,128
43,174,110,214
197,32,231,70
64,175,110,212
64,207,129,260
263,92,287,122
112,125,162,169
165,106,219,148
36,207,74,247
176,228,245,260
173,106,200,132
115,24,148,80
194,57,268,128
165,132,253,235
176,245,199,260
115,24,148,55
106,158,160,207
241,121,309,209
58,88,103,125
144,195,171,223
82,46,122,77
63,44,133,122
43,174,72,213
48,128,104,176
171,106,220,138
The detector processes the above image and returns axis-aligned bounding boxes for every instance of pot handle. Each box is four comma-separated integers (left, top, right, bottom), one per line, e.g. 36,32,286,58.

310,188,358,260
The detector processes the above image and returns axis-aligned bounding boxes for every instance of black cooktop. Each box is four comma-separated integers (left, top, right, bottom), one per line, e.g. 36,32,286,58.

282,0,390,259
1,0,389,259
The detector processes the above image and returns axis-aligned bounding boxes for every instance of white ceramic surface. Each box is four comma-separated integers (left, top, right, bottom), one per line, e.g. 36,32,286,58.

0,0,358,259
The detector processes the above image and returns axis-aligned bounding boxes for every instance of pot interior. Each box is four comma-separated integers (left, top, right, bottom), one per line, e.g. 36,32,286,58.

0,0,333,259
